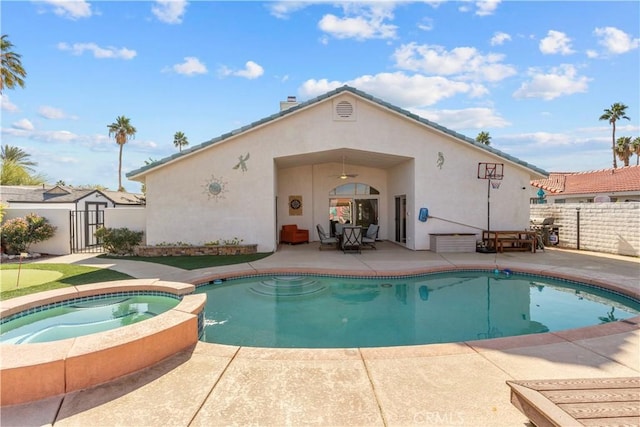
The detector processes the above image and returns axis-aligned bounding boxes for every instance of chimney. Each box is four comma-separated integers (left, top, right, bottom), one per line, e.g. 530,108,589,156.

280,96,298,111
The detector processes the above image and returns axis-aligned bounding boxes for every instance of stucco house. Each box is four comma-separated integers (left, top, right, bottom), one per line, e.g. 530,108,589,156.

127,86,547,253
530,166,640,204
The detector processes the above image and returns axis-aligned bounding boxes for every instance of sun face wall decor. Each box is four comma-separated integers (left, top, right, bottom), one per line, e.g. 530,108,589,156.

203,175,228,200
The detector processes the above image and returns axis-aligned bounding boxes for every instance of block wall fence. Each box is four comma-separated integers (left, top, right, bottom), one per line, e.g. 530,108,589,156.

530,202,639,257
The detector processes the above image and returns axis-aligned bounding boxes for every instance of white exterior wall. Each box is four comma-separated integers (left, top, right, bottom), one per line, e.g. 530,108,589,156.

138,93,539,252
104,207,147,245
2,209,71,255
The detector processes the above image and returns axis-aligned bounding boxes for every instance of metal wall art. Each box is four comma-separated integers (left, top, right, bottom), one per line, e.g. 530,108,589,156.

203,175,228,200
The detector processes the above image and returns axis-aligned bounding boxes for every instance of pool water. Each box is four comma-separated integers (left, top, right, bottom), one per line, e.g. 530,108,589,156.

196,272,640,348
0,294,180,344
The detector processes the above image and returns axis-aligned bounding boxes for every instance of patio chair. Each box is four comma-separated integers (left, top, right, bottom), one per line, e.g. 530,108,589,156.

341,226,362,254
316,224,338,250
362,224,379,249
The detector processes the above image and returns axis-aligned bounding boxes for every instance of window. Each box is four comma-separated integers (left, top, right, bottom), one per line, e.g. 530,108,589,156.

329,183,379,196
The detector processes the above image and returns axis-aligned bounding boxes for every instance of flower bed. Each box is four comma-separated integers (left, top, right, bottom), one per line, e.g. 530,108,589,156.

134,244,257,257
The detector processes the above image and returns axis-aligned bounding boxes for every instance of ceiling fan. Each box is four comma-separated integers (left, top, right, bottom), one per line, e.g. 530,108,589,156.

335,155,358,180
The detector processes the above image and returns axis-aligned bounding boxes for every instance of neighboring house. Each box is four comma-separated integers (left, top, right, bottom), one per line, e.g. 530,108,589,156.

127,86,547,253
530,166,640,204
1,185,145,210
1,185,144,254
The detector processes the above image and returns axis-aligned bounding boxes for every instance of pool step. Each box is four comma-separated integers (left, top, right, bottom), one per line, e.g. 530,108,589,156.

250,276,327,297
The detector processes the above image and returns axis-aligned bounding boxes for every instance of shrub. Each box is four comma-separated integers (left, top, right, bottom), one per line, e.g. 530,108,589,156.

1,213,57,255
95,227,143,255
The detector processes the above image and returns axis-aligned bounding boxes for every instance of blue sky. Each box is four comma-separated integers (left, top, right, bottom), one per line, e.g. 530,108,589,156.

2,0,639,193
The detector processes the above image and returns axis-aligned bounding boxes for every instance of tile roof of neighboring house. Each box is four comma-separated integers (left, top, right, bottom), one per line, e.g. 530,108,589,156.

0,185,144,205
128,85,548,179
530,165,640,195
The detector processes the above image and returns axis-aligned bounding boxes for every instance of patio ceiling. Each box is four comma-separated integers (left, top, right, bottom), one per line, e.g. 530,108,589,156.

274,148,411,170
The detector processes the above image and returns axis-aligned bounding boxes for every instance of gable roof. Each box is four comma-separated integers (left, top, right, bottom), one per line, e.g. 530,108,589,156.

1,185,144,205
127,85,548,179
530,165,640,195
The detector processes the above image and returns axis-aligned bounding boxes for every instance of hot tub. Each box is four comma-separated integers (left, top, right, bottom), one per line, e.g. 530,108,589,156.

0,279,206,406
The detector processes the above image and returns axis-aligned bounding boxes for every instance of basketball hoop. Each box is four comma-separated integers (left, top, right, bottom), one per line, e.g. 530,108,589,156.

478,162,505,233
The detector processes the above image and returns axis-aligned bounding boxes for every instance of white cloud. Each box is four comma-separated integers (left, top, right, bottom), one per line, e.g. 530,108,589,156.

300,72,481,107
513,64,590,100
475,0,501,16
412,107,511,130
1,94,19,113
38,106,67,119
267,1,311,19
57,42,137,60
38,0,92,19
219,61,264,80
594,27,640,55
152,0,188,24
393,43,516,82
539,30,575,55
417,17,434,32
318,13,397,40
458,0,501,16
12,119,34,131
490,32,511,46
169,57,208,76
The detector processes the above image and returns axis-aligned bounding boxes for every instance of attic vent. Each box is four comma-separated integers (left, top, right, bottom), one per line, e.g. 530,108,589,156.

333,99,356,121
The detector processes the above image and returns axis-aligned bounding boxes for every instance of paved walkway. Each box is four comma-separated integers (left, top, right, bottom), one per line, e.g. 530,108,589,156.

2,243,639,426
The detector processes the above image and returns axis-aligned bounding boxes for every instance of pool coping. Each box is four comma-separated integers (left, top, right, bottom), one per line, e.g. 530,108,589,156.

0,279,206,406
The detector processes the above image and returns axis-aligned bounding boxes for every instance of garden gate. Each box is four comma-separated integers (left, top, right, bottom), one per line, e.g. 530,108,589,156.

70,207,105,253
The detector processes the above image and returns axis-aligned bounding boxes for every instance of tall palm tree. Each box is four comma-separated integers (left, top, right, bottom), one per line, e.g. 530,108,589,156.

475,131,491,146
632,137,640,166
615,136,632,167
599,103,630,169
173,131,189,152
0,34,27,93
1,144,36,172
107,116,136,192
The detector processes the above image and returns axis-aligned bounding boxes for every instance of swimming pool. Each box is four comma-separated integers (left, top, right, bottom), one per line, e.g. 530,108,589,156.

0,292,181,344
196,271,640,348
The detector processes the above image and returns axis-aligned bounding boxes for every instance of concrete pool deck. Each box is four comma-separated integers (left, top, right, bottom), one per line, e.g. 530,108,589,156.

2,243,639,426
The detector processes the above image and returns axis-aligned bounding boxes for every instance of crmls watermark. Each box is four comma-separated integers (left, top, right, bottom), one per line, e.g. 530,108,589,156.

413,411,465,425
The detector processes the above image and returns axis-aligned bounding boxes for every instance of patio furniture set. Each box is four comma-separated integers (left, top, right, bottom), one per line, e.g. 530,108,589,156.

316,223,378,253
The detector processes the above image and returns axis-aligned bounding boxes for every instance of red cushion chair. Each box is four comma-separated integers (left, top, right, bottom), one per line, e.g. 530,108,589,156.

280,225,309,244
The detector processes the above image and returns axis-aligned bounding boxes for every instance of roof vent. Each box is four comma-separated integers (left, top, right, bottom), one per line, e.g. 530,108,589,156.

333,99,356,121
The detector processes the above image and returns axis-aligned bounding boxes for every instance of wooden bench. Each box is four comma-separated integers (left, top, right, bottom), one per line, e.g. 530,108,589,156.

507,377,640,427
483,230,537,253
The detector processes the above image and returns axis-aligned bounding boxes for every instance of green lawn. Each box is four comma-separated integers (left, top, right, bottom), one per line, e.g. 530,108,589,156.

97,252,273,270
0,264,132,300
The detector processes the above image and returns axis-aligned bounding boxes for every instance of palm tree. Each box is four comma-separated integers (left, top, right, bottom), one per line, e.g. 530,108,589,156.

1,144,36,172
632,137,640,166
599,103,630,169
0,160,46,185
476,131,491,146
107,116,136,192
615,136,632,167
0,34,27,93
173,131,189,152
